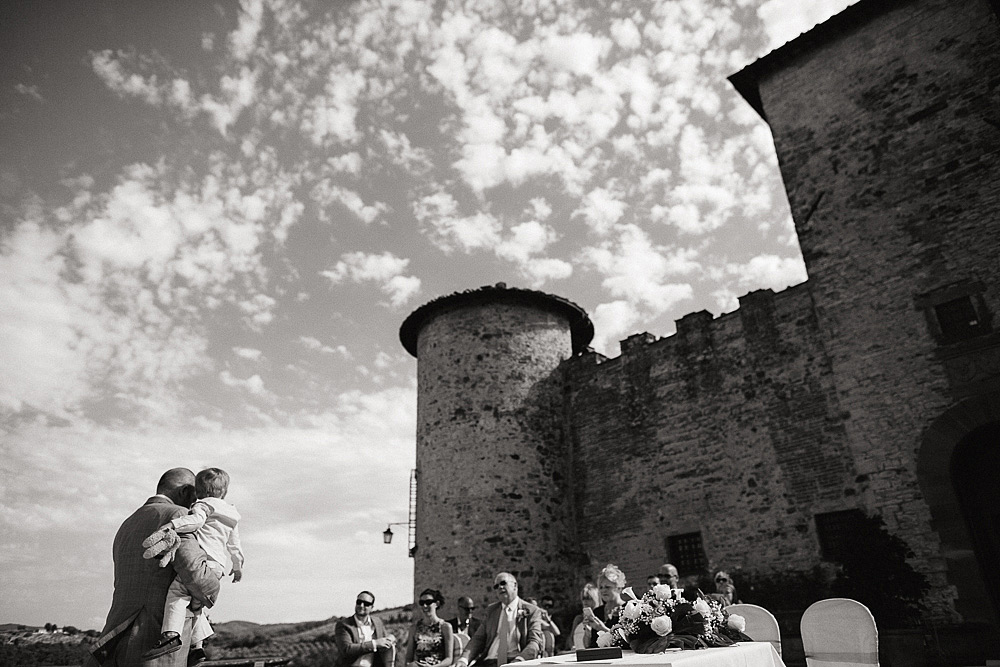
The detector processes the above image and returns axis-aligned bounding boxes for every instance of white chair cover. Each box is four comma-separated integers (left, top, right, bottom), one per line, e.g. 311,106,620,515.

725,603,781,656
801,598,879,667
571,620,587,650
543,630,555,657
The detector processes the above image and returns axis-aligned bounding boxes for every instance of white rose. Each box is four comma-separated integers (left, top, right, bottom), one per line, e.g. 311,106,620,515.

693,598,711,615
650,615,673,637
727,614,746,633
596,632,614,648
622,600,641,620
652,584,671,600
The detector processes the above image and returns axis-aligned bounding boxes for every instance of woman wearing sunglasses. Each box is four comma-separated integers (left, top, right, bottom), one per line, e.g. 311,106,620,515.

405,588,455,667
713,571,738,606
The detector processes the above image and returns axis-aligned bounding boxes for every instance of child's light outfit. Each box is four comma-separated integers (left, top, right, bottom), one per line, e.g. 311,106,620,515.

161,497,244,643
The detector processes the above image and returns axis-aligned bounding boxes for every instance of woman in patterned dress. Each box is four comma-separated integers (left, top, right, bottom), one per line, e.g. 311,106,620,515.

405,588,454,667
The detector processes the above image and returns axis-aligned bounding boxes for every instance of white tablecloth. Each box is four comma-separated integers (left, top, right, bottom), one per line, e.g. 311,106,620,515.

515,643,785,667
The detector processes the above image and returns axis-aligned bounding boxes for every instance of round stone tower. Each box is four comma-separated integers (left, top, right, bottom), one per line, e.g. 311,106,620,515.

400,284,593,607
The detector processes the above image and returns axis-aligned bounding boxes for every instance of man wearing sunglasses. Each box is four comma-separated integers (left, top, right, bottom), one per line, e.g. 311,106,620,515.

335,591,397,667
447,596,482,641
455,572,543,667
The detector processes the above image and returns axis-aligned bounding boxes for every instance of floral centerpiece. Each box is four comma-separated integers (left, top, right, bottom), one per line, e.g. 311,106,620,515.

596,585,752,652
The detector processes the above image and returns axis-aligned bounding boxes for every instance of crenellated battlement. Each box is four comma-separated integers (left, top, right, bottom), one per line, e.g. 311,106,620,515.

572,281,815,375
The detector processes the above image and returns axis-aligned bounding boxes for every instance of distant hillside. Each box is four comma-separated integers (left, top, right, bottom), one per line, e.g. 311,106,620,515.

0,627,96,666
206,605,415,667
0,606,415,667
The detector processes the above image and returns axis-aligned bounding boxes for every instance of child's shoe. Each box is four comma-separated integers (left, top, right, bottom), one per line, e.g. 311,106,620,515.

141,631,182,660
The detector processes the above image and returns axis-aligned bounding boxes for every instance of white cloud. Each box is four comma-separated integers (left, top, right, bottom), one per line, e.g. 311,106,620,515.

0,222,93,415
219,370,267,395
90,50,162,105
757,0,856,52
610,19,643,50
496,221,572,287
520,257,573,285
414,191,502,253
233,347,262,360
300,65,366,146
299,336,340,354
384,275,422,307
14,83,44,102
327,152,362,174
540,33,608,76
528,198,552,221
238,294,277,329
380,130,432,174
229,0,265,61
727,253,808,292
323,252,409,283
582,224,697,312
321,252,421,307
311,181,387,224
496,221,557,264
590,300,644,356
573,188,627,236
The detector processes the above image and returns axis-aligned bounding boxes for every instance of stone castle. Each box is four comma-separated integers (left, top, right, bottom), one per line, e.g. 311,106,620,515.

399,0,1000,631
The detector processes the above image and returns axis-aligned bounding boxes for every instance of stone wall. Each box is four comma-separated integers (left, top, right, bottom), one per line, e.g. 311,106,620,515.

748,0,1000,622
563,284,858,587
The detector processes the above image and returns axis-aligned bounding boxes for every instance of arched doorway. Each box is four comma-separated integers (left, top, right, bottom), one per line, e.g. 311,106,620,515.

917,392,1000,626
951,421,1000,620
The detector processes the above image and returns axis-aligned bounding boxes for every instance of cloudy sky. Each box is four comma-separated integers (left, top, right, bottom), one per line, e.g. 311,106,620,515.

0,0,853,630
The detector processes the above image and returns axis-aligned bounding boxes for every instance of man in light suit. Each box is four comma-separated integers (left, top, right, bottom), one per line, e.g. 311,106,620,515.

334,590,397,667
455,573,543,667
87,468,221,667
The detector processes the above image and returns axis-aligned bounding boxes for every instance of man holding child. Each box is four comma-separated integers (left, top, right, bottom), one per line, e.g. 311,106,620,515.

87,468,220,667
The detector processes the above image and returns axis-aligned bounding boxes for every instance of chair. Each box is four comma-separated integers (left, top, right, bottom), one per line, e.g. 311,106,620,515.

725,603,781,657
801,598,879,667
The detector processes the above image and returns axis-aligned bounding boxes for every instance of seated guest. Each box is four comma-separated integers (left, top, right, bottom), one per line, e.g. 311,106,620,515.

335,591,396,667
538,597,560,656
447,596,481,649
454,572,543,667
658,563,679,589
713,571,738,605
525,598,559,657
405,588,454,667
585,564,626,647
569,583,600,650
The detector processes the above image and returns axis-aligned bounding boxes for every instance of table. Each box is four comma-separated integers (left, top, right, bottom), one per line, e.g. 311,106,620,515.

514,644,785,667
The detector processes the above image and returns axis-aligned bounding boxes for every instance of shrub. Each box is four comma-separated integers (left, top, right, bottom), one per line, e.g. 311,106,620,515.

830,512,929,628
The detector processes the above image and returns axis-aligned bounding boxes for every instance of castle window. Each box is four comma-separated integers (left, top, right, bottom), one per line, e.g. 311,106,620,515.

815,509,864,562
915,280,992,345
667,532,707,576
934,296,987,343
